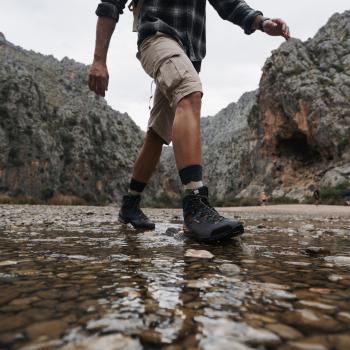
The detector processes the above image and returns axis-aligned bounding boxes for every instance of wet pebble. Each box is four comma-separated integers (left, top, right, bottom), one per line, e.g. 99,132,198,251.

324,256,350,267
304,247,331,256
265,323,303,340
219,263,241,276
283,309,343,332
61,333,142,350
185,249,214,259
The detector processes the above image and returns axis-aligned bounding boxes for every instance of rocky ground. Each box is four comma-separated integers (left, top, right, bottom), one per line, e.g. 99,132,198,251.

0,204,350,350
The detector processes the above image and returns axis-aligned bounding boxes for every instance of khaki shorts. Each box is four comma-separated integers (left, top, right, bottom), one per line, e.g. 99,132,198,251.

137,32,203,144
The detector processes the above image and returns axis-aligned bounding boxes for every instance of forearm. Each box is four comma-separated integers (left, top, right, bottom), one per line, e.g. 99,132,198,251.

93,16,116,64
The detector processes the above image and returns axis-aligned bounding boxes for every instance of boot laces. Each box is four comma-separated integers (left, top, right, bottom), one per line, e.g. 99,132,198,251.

189,195,223,224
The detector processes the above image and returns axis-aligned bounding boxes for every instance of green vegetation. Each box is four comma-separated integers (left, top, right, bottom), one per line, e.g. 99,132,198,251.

304,182,350,205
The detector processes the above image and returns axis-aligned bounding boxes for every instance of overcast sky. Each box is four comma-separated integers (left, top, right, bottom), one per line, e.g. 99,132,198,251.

1,1,348,130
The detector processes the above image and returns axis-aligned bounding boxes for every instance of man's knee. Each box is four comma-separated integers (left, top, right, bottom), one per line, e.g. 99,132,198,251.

177,91,202,114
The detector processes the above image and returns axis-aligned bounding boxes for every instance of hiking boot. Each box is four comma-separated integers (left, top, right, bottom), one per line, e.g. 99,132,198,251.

118,195,155,230
182,186,244,242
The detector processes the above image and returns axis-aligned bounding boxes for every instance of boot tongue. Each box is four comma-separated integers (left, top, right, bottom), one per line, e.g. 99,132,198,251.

191,186,208,198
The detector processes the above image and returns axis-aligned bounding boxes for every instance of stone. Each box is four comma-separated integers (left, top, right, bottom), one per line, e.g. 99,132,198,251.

219,263,241,275
185,249,214,259
283,309,342,332
328,274,343,282
324,256,350,267
337,312,350,323
297,301,337,312
26,320,68,339
61,334,142,350
279,341,328,350
195,316,280,345
304,247,330,256
265,323,303,340
199,338,254,350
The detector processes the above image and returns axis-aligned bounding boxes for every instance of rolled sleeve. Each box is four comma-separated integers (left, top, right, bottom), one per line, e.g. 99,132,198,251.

95,0,128,22
209,0,263,35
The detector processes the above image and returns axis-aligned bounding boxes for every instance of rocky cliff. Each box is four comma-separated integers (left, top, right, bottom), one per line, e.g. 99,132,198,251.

0,32,145,203
160,11,350,203
1,10,349,205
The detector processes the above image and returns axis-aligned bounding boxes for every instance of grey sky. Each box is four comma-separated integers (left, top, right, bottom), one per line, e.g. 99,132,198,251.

1,1,348,130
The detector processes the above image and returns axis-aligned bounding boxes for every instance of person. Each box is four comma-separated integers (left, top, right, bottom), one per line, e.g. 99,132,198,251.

259,191,268,206
313,188,320,206
89,0,290,242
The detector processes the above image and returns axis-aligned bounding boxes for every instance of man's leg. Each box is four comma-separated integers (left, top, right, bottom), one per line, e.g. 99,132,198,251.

131,128,164,185
172,92,202,170
118,129,163,230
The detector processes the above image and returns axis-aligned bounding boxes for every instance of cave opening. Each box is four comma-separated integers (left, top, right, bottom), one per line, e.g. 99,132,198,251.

276,131,320,163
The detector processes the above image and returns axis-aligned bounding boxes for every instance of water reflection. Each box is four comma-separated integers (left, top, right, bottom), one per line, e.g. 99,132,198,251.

0,205,349,349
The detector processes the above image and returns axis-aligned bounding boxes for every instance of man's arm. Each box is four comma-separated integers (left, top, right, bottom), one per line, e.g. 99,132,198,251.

89,0,128,97
209,0,290,40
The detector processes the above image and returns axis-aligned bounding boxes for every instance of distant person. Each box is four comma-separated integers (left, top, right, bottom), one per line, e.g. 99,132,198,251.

89,0,290,242
259,192,268,206
344,190,350,206
313,188,320,206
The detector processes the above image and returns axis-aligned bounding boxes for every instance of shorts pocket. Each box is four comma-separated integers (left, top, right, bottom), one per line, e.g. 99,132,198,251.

156,55,188,100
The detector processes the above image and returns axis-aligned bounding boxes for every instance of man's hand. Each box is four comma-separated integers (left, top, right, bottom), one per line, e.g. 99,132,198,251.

263,18,290,40
89,60,109,97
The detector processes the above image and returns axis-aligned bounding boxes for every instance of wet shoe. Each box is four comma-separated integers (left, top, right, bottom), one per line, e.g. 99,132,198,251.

182,186,244,242
118,195,155,230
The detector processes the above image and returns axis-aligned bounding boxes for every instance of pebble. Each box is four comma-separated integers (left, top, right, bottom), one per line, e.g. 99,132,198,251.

61,334,143,350
304,247,330,256
337,312,350,323
219,263,241,275
328,274,343,282
0,260,18,266
26,320,68,339
298,301,337,312
324,256,350,267
283,309,342,332
185,249,214,259
195,316,280,345
265,323,302,340
200,338,254,350
165,227,180,236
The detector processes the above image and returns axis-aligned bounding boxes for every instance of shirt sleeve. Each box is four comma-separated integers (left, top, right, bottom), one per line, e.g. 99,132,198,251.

95,0,128,22
209,0,263,34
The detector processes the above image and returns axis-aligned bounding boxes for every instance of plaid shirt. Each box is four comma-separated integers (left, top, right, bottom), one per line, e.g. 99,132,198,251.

96,0,262,66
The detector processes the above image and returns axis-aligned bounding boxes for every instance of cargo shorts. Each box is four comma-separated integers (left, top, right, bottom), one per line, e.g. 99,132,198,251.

137,32,203,145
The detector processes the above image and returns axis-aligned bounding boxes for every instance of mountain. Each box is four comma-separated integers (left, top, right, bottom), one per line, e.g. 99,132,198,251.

157,11,350,203
0,32,145,204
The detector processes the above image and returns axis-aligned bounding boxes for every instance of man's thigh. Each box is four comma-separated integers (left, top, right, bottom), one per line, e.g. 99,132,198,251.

138,33,203,110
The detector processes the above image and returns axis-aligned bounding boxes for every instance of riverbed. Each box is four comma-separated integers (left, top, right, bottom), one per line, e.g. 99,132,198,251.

0,205,349,350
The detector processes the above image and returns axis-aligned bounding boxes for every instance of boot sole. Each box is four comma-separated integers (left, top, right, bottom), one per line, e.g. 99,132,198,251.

118,216,155,230
183,223,244,243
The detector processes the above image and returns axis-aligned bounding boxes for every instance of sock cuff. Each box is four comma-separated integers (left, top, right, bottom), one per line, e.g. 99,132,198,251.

129,178,147,193
179,165,203,185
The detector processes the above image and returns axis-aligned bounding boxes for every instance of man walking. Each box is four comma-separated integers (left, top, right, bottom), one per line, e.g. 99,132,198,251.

89,0,290,242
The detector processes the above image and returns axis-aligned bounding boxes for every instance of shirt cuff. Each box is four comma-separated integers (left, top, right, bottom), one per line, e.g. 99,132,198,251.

244,10,263,35
96,1,124,22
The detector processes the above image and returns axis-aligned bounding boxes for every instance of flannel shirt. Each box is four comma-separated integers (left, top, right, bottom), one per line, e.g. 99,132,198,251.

96,0,263,68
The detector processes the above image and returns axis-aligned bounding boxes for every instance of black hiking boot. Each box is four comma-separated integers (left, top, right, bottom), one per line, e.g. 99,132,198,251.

118,195,155,230
183,186,244,242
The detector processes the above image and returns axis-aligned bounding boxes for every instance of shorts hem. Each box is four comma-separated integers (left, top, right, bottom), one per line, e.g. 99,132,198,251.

172,84,203,110
148,126,171,145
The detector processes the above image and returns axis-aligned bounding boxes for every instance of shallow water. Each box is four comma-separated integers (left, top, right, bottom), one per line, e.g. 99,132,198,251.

0,205,350,350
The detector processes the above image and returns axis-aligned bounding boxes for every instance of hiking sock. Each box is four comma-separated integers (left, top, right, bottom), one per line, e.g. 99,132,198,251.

179,165,203,192
128,178,147,196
